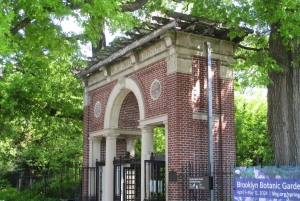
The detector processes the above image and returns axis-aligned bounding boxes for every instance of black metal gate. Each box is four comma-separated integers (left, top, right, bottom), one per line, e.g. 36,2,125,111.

144,155,166,201
80,161,104,201
181,162,233,201
123,166,141,201
114,156,141,201
113,154,165,201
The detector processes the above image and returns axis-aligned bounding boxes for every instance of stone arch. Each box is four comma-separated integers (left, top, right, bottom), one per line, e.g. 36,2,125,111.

104,77,145,129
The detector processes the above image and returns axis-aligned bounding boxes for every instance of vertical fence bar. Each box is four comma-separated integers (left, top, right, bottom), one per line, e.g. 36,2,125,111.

74,167,77,201
230,165,232,201
144,160,147,200
96,166,99,201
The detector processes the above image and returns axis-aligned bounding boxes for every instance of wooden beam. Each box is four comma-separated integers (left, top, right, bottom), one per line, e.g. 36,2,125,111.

76,20,177,79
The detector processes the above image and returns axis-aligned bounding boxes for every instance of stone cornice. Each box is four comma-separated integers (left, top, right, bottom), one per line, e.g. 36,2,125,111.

84,30,236,91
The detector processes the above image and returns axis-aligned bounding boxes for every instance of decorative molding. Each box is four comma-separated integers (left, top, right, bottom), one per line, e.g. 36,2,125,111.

177,55,193,74
129,52,139,64
163,36,173,47
88,136,102,142
118,76,126,90
166,53,193,75
139,40,166,62
84,31,236,91
111,58,132,75
219,65,234,80
83,90,90,107
104,77,145,128
166,53,178,74
150,79,161,100
94,101,102,118
88,71,106,86
105,134,119,140
140,125,155,133
193,112,220,121
90,128,141,138
139,114,168,127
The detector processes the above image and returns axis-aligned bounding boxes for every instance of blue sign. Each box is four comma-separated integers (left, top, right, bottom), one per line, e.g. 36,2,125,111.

234,166,300,201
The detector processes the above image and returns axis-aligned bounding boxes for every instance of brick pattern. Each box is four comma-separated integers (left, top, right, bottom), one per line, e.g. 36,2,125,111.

89,81,117,132
116,139,127,158
167,72,194,200
192,56,220,114
167,57,235,200
219,79,235,166
118,92,139,129
100,138,106,161
82,55,235,200
82,105,89,197
130,59,167,118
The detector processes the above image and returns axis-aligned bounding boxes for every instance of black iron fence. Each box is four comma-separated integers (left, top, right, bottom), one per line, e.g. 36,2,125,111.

113,156,141,201
1,166,103,201
181,162,234,201
144,157,166,201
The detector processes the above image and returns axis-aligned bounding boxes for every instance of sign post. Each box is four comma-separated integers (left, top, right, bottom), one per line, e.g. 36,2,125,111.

205,42,214,200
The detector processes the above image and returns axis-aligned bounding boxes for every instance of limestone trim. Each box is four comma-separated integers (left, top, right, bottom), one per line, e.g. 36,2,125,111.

139,40,167,62
90,128,141,138
219,65,234,80
140,124,155,200
166,52,193,75
110,58,132,76
104,77,145,129
88,136,102,167
84,31,236,92
192,112,220,121
83,81,90,107
139,114,168,127
104,133,119,140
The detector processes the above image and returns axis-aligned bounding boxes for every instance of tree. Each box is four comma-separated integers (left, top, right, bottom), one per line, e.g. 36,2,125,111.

187,0,300,165
0,0,176,170
235,91,273,166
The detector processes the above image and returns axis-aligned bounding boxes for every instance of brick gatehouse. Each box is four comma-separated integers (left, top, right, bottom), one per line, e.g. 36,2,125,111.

76,13,251,201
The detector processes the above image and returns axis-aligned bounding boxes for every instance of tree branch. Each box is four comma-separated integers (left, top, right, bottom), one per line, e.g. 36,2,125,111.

49,107,83,121
10,17,33,35
234,55,247,60
238,44,269,52
120,0,149,12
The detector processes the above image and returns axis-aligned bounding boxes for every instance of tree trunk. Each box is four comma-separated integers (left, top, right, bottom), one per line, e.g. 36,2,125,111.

268,23,300,166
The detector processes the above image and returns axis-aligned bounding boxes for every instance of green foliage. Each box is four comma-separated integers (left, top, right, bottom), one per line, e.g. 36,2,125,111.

189,0,300,88
235,90,273,166
135,127,165,157
0,179,58,201
0,0,177,173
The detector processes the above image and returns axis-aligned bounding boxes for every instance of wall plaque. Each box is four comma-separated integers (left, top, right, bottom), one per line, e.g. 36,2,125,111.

189,177,210,190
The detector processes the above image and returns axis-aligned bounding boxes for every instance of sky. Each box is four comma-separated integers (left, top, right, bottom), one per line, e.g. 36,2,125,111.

60,17,119,57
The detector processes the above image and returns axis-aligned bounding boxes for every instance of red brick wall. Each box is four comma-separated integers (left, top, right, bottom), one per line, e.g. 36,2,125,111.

89,81,117,132
219,79,235,166
116,139,127,158
130,59,167,118
82,105,89,197
118,92,139,129
166,72,194,200
82,55,235,200
100,138,106,161
167,56,235,200
192,56,220,114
